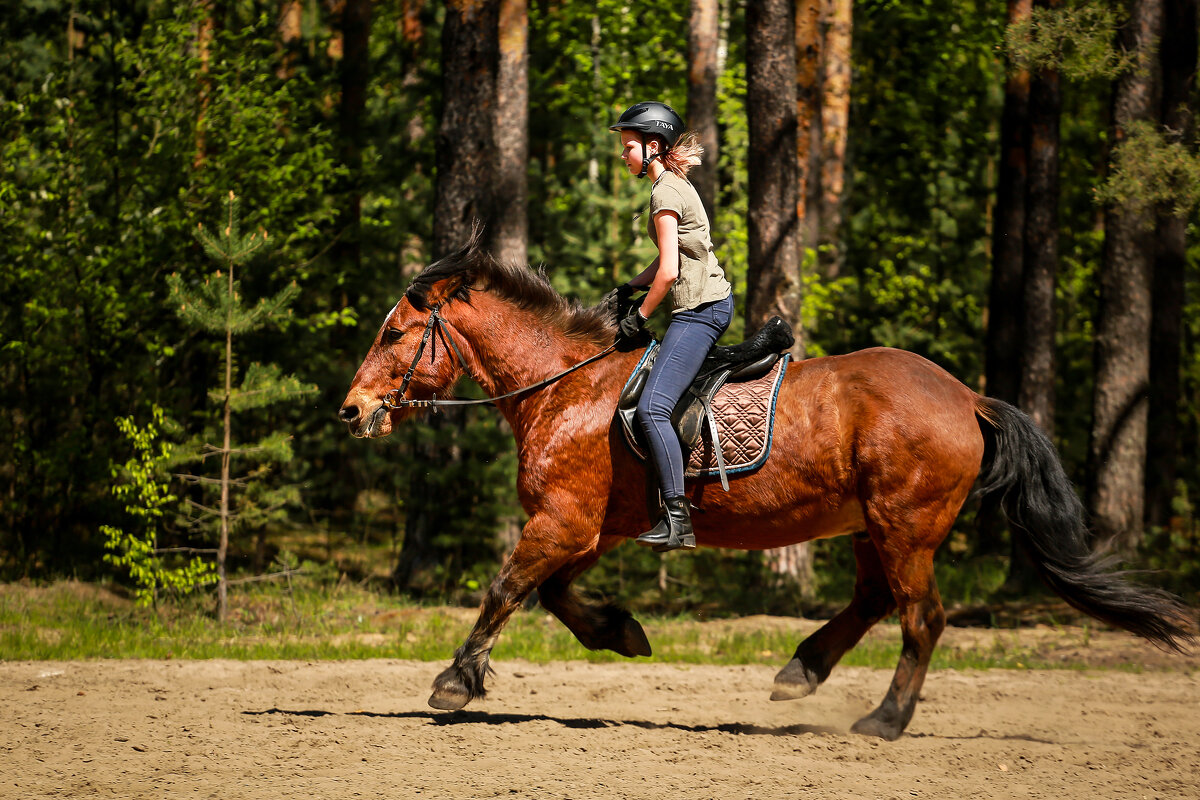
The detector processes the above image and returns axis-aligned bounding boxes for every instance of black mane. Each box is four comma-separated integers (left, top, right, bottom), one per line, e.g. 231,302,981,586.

405,229,616,344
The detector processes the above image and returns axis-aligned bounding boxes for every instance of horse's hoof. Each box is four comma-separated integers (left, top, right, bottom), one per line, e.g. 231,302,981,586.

770,658,820,701
621,617,653,658
428,686,470,711
769,684,815,701
850,713,903,741
428,666,474,711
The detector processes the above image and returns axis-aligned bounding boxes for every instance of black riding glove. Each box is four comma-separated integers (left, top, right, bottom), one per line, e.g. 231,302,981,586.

618,304,648,340
615,282,645,304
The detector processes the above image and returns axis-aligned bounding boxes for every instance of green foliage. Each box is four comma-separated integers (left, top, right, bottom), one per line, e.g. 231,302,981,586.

1095,121,1200,219
528,0,693,302
1138,484,1200,602
1005,4,1134,80
836,0,997,381
1,0,341,576
3,0,1200,614
100,408,215,606
805,243,984,370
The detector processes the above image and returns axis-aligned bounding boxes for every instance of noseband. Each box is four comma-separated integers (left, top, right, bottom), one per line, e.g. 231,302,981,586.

381,302,617,412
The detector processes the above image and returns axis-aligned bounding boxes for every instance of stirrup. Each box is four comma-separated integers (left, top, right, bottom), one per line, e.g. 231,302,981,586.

635,526,696,552
635,496,695,552
653,531,696,553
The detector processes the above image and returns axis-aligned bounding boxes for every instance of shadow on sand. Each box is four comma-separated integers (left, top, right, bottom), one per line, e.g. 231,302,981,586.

242,707,1057,743
242,707,841,737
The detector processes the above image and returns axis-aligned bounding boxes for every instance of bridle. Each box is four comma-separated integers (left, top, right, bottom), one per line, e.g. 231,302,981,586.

381,301,618,412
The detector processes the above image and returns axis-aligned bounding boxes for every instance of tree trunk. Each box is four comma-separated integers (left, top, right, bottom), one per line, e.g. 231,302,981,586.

746,0,802,351
335,0,373,274
1088,0,1163,553
1018,0,1060,439
686,0,720,221
398,0,428,282
817,0,851,276
494,0,528,265
747,0,812,594
276,1,303,79
217,258,235,622
1145,0,1196,526
396,0,501,595
401,0,424,46
1009,0,1061,594
795,0,822,249
433,0,500,258
985,0,1032,407
688,0,720,221
976,0,1032,563
194,1,217,170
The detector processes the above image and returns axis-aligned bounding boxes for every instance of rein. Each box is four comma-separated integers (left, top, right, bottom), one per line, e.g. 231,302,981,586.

381,302,618,412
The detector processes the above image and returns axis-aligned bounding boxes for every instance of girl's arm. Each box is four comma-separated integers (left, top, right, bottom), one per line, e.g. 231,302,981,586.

639,211,680,318
627,257,660,288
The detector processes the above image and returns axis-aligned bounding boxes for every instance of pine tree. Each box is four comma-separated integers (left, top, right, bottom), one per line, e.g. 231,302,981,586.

167,192,317,621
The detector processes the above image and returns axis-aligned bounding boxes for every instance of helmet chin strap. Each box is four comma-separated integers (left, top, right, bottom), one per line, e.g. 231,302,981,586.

638,152,664,179
638,141,666,179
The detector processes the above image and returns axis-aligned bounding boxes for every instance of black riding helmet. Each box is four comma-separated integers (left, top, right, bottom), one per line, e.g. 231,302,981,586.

610,101,685,178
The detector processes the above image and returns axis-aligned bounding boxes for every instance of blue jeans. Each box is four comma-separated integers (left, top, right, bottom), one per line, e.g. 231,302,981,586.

636,294,735,498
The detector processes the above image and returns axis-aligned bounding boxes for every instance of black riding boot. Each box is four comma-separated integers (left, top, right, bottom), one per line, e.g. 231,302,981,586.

635,496,696,552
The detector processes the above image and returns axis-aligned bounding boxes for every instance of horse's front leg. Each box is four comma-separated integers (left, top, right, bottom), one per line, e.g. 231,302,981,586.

428,514,583,711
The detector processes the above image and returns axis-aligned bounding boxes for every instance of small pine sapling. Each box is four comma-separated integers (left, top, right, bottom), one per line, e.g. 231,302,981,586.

167,192,316,621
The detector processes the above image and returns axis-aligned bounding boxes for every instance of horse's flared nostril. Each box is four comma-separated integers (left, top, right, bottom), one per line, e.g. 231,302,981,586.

339,405,359,423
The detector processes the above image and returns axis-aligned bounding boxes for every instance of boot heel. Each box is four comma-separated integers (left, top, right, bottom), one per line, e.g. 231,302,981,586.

654,532,696,553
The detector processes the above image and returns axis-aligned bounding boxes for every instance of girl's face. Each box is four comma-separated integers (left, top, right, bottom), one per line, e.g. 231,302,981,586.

618,130,658,176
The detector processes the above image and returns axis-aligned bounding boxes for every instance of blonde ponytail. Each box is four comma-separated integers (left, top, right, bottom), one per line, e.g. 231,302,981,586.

661,131,704,179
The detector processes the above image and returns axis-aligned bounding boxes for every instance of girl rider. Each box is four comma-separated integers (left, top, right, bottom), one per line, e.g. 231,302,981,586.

610,101,734,552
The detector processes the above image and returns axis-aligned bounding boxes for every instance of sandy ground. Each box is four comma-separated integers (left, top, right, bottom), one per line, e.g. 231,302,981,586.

3,631,1199,800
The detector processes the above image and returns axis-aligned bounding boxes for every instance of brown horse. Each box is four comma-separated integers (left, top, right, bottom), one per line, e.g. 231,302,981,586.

339,237,1193,740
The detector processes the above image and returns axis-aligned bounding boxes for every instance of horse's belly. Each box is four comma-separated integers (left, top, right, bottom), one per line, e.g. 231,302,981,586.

696,497,865,550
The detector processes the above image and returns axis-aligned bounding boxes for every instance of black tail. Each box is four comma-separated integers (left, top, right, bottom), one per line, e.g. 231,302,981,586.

974,396,1195,652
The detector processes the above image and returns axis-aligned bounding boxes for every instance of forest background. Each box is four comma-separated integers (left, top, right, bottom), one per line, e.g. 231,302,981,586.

3,0,1198,619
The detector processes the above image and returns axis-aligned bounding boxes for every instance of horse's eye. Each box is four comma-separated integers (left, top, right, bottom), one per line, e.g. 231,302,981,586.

384,328,404,345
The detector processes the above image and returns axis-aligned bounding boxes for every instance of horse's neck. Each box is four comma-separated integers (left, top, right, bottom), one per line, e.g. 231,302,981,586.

448,296,605,399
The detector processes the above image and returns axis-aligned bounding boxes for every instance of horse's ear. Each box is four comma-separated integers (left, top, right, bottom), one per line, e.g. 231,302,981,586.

407,222,489,309
419,273,470,308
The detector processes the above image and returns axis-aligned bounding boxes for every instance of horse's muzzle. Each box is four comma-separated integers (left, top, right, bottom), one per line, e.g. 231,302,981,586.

339,400,391,438
362,403,391,438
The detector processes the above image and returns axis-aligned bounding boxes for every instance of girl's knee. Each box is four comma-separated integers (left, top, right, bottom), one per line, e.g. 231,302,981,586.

636,392,673,422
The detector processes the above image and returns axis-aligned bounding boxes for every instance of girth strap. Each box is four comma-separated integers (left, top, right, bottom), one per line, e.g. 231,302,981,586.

701,392,730,491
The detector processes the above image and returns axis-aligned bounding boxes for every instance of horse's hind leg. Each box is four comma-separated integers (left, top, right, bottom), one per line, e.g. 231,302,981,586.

850,522,947,741
772,532,897,700
538,535,652,658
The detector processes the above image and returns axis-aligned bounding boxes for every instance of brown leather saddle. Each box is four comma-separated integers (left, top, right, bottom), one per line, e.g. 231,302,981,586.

617,316,794,491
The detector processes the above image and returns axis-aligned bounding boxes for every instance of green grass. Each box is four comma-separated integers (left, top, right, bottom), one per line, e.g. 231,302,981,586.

0,580,1164,671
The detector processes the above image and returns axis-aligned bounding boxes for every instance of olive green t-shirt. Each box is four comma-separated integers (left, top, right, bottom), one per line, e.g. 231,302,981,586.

647,171,733,314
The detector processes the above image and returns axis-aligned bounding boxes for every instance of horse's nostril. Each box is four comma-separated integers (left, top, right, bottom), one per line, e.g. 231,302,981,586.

339,405,359,423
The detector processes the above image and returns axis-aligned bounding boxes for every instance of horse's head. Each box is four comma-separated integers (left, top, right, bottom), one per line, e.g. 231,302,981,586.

339,273,474,439
340,226,620,437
